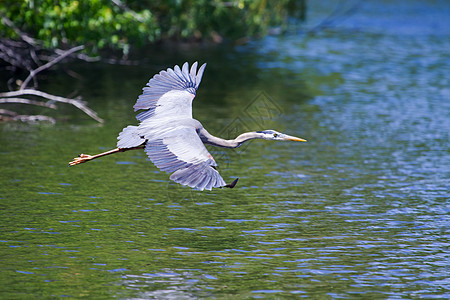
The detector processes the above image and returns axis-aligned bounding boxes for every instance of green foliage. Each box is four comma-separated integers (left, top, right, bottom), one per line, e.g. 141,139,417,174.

1,0,303,55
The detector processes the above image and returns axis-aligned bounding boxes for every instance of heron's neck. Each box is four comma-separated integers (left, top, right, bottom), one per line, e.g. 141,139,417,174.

233,132,263,147
200,129,263,148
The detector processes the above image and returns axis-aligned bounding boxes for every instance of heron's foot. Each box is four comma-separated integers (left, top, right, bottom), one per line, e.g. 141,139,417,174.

224,178,239,189
68,154,94,166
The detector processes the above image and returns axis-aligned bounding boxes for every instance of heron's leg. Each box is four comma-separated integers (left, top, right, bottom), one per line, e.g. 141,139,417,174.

68,145,144,166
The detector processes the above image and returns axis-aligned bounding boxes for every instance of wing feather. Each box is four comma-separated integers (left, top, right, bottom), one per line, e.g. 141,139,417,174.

189,62,198,81
117,125,145,148
198,175,213,191
182,62,191,83
119,62,228,190
144,127,226,190
169,163,226,190
133,62,206,120
195,63,206,89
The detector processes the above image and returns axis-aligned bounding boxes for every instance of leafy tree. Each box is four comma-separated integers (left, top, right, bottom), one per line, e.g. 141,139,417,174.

0,0,305,122
1,0,305,56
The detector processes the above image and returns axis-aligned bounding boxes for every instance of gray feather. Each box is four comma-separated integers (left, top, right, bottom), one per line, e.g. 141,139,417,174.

133,62,205,115
170,164,226,191
117,126,145,148
142,127,226,190
117,62,230,191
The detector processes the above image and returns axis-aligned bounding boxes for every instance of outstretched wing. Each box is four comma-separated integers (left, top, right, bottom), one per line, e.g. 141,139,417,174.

120,62,227,190
133,62,206,122
144,127,226,191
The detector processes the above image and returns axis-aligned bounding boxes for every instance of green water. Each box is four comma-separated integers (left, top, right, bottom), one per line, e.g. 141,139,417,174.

1,1,449,298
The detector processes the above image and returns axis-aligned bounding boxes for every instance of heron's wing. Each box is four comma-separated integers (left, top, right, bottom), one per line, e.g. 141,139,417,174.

144,127,226,191
128,62,226,190
117,125,145,148
133,62,206,122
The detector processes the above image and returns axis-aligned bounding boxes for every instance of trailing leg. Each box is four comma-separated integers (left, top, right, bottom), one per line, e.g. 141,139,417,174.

68,145,144,166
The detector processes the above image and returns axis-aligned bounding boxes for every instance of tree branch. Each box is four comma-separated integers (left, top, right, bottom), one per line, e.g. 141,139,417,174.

1,15,102,124
0,97,57,109
0,109,55,124
0,89,103,123
0,13,37,45
20,45,85,90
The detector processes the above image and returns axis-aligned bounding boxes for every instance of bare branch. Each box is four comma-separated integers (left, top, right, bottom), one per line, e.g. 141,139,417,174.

0,109,55,123
1,15,102,123
0,109,17,117
0,13,37,45
15,115,56,124
0,97,57,109
20,45,85,90
111,0,146,22
0,89,104,123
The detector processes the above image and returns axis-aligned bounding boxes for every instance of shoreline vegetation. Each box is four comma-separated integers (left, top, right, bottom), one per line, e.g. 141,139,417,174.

0,0,306,123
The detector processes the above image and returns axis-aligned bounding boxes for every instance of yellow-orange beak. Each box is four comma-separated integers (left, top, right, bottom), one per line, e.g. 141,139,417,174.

284,135,307,142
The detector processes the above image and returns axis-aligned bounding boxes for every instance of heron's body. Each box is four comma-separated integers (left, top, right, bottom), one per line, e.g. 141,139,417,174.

69,62,306,190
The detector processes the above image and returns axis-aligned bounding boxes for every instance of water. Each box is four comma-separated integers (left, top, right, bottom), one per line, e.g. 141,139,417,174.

1,0,449,298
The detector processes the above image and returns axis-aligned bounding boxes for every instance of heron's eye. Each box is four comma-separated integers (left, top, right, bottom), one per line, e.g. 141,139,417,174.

273,133,278,138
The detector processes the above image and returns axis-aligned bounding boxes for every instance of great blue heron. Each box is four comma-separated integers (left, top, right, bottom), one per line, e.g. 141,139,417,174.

69,62,306,190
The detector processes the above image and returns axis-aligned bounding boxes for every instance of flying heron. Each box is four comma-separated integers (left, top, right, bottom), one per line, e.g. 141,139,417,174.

69,62,306,190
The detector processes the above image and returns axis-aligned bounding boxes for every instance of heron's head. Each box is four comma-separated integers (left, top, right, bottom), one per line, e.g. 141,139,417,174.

256,130,307,142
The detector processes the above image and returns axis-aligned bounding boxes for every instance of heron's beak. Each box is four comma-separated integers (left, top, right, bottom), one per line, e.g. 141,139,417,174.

284,135,307,142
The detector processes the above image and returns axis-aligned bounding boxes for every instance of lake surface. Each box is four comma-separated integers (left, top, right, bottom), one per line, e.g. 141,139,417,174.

1,0,449,298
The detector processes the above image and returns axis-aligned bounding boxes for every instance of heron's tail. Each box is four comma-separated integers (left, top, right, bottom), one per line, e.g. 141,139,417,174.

117,125,145,149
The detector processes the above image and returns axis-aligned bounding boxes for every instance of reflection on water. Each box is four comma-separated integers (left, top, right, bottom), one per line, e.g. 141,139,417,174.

1,0,449,298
